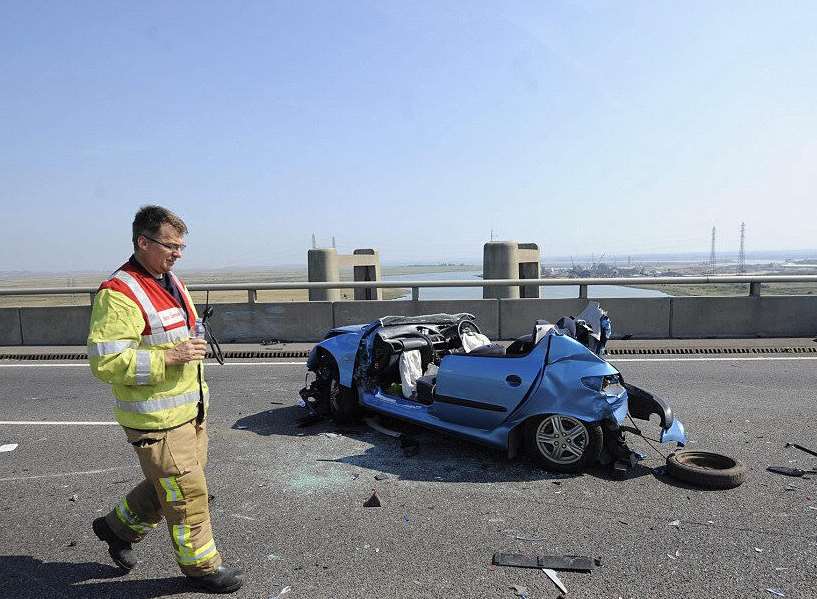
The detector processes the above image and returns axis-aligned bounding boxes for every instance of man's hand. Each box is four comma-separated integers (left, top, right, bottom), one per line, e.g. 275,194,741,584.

165,338,207,365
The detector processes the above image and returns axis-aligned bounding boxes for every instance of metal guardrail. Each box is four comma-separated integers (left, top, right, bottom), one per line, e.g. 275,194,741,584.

2,275,817,302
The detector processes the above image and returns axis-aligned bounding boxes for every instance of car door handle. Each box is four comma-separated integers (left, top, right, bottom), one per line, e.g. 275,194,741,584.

505,375,522,387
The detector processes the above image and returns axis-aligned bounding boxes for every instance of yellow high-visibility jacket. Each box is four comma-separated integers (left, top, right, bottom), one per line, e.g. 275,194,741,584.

87,261,207,430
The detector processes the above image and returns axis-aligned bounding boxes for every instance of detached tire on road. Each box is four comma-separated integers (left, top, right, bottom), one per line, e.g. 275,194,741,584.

666,451,747,490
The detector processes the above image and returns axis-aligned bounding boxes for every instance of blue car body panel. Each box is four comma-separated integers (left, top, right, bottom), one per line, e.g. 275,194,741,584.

311,319,685,451
535,333,627,424
312,329,364,387
432,340,547,430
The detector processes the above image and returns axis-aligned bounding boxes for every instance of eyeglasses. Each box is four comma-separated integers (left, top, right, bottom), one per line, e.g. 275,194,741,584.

143,235,186,252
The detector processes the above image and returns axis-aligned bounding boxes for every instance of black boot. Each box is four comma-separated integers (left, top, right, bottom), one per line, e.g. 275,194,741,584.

92,517,137,571
186,565,244,594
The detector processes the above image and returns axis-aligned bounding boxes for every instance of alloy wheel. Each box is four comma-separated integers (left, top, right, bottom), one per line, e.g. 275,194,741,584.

535,415,589,465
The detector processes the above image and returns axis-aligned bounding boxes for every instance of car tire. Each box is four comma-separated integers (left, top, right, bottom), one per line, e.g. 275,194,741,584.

666,451,746,490
328,373,359,425
524,414,603,473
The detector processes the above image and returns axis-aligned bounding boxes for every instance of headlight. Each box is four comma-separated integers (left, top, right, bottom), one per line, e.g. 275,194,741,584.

601,375,625,397
582,374,625,398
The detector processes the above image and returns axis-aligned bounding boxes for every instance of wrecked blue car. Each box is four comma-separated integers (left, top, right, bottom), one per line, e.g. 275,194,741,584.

299,305,686,473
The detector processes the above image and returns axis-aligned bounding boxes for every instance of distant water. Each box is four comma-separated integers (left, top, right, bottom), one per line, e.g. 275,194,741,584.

384,271,668,300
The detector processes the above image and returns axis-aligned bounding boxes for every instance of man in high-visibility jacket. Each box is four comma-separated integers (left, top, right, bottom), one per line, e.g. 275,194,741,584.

88,205,243,593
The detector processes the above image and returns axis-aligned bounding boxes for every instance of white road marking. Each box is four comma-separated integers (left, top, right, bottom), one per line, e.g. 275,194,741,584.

1,357,815,370
0,466,127,482
0,361,307,368
0,421,118,425
610,356,817,362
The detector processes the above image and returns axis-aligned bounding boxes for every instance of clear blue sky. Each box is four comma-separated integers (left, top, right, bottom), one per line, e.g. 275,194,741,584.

2,1,815,271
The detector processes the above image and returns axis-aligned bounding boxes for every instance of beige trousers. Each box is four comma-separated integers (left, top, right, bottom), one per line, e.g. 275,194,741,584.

105,418,222,576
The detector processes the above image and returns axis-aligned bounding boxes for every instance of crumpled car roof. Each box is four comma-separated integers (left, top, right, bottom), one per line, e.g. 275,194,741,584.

377,313,476,327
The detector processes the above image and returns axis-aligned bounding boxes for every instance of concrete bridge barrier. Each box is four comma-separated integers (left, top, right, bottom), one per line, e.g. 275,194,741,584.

0,309,22,345
498,298,672,339
670,296,817,338
2,279,817,345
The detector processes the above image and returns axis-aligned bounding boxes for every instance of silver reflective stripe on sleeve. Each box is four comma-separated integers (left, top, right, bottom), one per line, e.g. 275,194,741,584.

116,389,207,414
113,270,164,333
134,350,152,385
142,327,189,347
87,339,136,358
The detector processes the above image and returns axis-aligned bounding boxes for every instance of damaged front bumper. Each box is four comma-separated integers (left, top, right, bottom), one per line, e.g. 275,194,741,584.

625,382,687,446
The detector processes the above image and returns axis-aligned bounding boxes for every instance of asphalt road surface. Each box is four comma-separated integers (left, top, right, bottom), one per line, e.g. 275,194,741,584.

1,355,816,599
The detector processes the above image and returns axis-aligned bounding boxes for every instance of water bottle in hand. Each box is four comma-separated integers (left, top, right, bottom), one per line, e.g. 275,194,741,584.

191,318,206,339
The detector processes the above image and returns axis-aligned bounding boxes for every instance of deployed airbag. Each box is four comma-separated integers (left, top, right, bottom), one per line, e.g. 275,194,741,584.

461,332,491,353
399,349,423,398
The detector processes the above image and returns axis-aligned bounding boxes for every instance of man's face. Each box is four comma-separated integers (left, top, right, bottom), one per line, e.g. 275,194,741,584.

135,222,186,275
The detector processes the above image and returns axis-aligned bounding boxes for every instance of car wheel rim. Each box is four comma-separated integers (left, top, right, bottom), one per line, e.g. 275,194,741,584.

535,415,588,465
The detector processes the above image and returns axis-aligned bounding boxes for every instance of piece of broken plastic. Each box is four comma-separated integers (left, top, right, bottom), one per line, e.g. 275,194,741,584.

542,568,568,594
660,419,687,446
364,416,401,438
270,586,291,599
363,489,381,507
0,444,18,453
766,589,785,597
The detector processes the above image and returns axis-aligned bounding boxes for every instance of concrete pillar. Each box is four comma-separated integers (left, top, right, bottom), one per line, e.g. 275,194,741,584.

353,249,382,301
308,248,340,301
483,241,520,299
518,242,541,298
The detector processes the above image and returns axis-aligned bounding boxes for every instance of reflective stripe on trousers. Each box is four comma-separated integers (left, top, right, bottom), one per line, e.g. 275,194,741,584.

114,498,157,535
159,476,184,502
173,524,218,566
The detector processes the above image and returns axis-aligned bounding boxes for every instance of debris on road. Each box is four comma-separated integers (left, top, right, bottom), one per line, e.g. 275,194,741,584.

767,466,817,478
0,443,18,452
365,416,401,438
69,494,78,502
785,442,817,458
270,585,291,599
509,584,528,598
766,588,785,597
230,513,259,521
323,432,340,439
667,550,680,560
363,489,381,507
493,552,595,572
669,519,681,527
667,451,747,489
543,568,568,594
754,547,764,553
374,474,390,481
